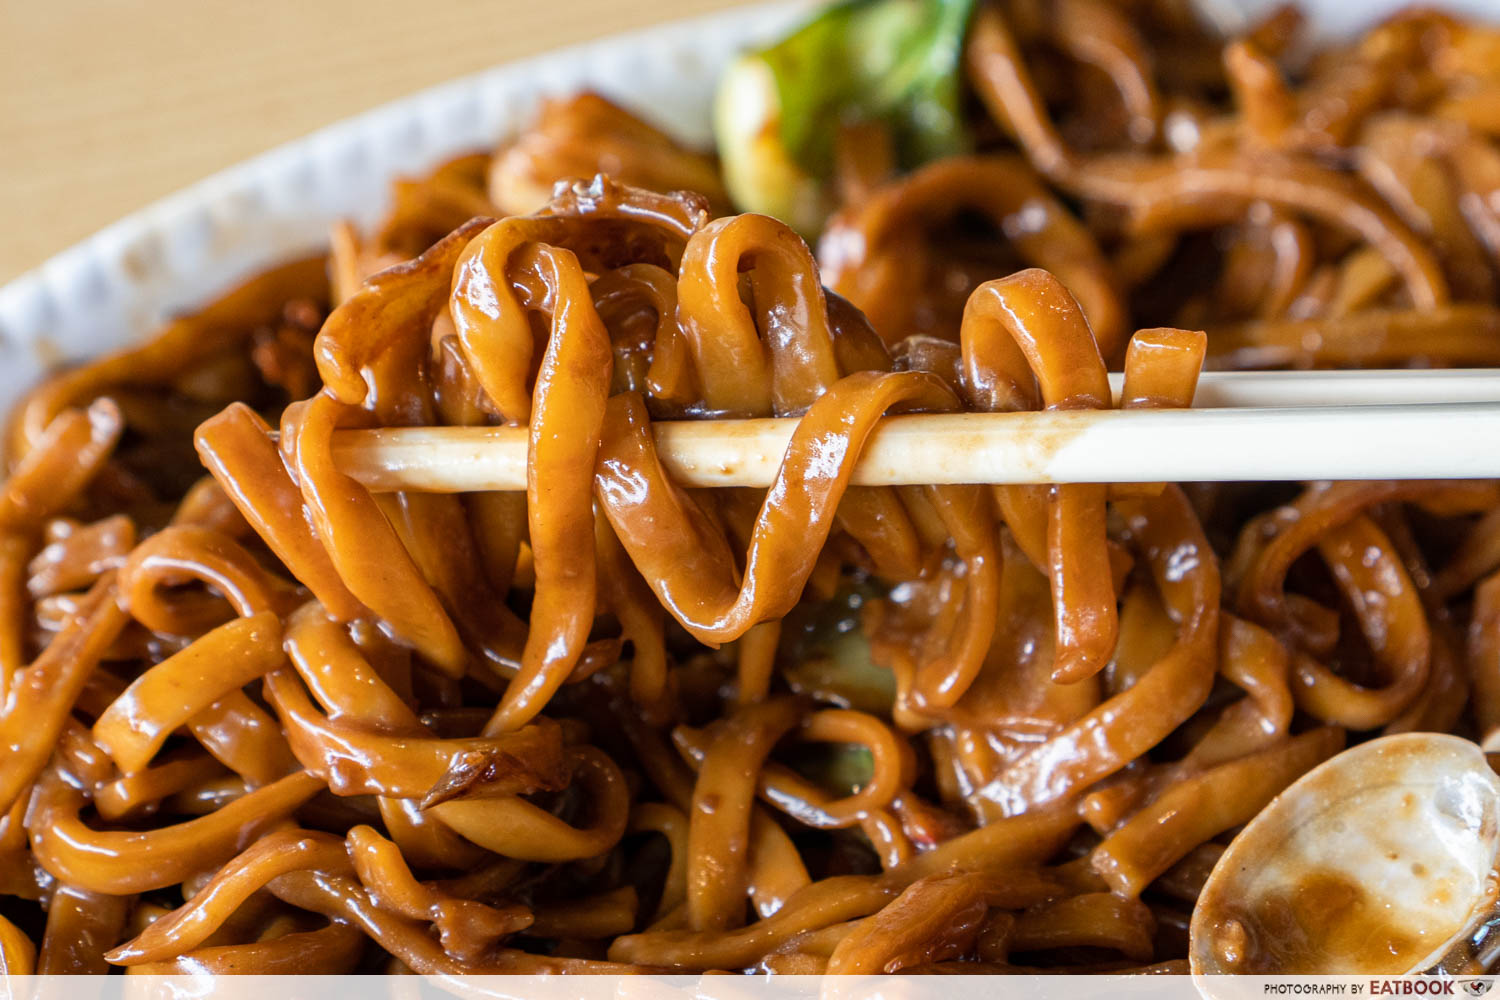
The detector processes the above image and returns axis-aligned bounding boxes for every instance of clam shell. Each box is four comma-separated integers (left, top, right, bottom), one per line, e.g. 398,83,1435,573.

1190,733,1500,976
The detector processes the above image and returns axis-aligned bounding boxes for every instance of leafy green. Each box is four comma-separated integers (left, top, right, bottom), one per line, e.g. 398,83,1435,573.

788,743,876,798
780,585,896,715
714,0,976,234
763,0,975,176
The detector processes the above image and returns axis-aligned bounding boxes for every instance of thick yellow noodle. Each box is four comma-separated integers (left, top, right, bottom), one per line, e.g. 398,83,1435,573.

4,1,1500,975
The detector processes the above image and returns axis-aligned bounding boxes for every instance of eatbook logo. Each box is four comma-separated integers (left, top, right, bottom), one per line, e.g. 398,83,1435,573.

1358,980,1495,996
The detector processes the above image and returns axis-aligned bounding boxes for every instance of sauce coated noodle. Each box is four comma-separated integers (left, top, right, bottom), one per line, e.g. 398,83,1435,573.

4,1,1500,975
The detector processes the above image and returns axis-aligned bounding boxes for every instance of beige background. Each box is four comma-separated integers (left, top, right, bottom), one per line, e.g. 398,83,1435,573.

0,0,746,284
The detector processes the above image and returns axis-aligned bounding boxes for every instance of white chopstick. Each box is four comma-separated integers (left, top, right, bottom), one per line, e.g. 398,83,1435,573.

1140,369,1500,408
330,368,1500,492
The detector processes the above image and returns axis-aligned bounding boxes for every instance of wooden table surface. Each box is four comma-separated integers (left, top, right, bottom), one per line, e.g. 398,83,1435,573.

0,0,746,285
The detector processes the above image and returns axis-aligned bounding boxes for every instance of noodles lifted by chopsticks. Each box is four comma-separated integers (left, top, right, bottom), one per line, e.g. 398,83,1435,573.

6,0,1500,976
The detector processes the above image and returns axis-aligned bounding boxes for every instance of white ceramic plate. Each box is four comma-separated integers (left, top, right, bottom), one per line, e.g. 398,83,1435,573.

2,0,1498,413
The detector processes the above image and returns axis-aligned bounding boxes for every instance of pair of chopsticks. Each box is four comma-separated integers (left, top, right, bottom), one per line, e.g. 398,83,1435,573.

331,369,1500,492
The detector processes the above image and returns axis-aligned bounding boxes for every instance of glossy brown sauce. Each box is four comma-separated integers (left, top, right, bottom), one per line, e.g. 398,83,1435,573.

1214,870,1440,974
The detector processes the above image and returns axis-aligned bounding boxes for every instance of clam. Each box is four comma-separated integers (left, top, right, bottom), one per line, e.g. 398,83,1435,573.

1190,733,1500,978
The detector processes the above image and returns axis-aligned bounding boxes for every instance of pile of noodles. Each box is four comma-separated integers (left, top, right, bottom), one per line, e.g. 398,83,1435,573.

6,0,1500,976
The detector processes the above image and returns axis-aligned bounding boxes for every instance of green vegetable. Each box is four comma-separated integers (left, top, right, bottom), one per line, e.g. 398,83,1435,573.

790,742,876,798
714,0,976,235
781,585,896,715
